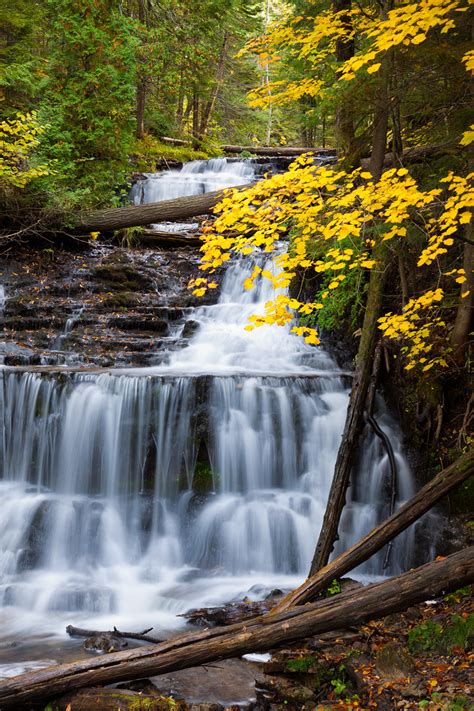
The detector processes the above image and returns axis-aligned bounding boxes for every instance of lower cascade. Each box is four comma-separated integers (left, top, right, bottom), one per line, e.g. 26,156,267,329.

0,251,417,643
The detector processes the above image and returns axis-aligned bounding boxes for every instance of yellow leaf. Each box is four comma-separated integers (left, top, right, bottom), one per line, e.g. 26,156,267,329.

367,63,381,74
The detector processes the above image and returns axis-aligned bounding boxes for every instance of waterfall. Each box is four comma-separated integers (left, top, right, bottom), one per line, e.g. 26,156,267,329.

130,157,255,205
0,159,418,654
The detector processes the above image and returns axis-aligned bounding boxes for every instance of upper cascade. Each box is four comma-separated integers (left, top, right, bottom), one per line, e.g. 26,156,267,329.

131,157,256,205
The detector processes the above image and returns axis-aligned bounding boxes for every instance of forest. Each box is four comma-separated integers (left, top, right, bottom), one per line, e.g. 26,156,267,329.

0,0,473,709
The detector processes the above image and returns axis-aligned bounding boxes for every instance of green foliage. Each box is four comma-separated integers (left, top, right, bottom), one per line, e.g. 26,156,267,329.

37,0,139,207
285,654,317,673
317,267,365,334
444,586,472,605
192,462,218,493
329,663,348,697
132,137,210,172
326,578,342,596
408,614,474,655
0,0,45,116
115,226,145,248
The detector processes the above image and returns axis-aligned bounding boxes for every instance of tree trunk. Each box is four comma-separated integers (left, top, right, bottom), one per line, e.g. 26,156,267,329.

0,549,471,708
199,32,229,138
333,0,359,169
309,247,389,574
450,231,473,364
136,80,146,139
77,187,247,233
192,88,200,148
136,0,148,139
273,448,474,612
176,66,185,130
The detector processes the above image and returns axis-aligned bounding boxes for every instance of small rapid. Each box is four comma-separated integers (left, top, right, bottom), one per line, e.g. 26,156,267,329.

0,158,420,671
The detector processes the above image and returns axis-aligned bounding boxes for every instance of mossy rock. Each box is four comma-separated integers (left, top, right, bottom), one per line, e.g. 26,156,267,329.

101,291,139,308
408,614,474,655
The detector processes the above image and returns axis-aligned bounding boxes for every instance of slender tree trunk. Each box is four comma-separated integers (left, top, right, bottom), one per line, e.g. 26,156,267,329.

192,87,200,147
309,249,389,573
310,21,394,573
199,32,229,138
136,0,148,139
176,66,185,129
369,73,390,180
264,0,273,145
333,0,359,168
450,237,473,364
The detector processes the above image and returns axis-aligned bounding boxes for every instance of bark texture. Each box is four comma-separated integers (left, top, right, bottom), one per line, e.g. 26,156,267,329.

78,187,246,233
0,549,472,708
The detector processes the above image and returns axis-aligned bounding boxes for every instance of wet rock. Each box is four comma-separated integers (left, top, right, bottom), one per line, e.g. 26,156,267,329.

182,319,200,338
149,658,262,709
18,500,54,570
83,634,128,654
3,350,42,366
108,317,169,334
375,642,415,680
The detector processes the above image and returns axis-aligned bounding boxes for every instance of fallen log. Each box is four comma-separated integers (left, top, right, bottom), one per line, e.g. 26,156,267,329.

77,187,247,234
221,144,335,157
270,448,474,613
0,548,471,708
66,624,162,645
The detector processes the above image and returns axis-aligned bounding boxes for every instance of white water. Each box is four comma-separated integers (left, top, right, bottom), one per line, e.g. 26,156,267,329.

0,160,420,671
131,157,255,205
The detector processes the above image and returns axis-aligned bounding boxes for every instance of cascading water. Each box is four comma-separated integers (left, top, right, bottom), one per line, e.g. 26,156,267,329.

131,157,255,205
0,159,418,672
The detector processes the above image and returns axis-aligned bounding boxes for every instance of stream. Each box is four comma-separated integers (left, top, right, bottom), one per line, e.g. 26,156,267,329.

0,158,428,680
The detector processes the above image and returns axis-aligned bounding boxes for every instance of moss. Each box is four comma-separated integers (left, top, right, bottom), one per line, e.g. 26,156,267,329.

192,461,218,493
408,614,474,655
101,291,139,307
131,135,217,171
285,655,318,673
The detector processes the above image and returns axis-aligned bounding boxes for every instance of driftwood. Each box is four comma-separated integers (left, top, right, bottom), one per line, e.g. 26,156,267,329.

77,187,247,234
0,548,472,708
182,594,283,627
66,625,162,645
271,448,474,613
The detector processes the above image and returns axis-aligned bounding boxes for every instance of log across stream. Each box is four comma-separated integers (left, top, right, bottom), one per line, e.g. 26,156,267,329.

0,548,472,707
